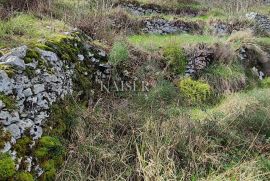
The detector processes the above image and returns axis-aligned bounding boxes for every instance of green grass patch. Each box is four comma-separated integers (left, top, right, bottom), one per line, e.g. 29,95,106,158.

128,34,226,52
0,13,69,49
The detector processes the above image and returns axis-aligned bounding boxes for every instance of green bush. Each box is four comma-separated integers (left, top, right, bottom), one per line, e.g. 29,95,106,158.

178,77,211,103
260,77,270,88
0,153,15,180
109,41,129,66
15,172,34,181
163,44,187,74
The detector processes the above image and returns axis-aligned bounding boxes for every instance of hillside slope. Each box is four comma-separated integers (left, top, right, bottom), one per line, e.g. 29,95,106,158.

0,0,270,180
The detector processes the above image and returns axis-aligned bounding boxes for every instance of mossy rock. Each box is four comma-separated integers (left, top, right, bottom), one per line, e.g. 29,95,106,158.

0,128,12,149
0,153,15,180
44,35,86,63
0,64,15,78
24,48,41,64
0,92,16,110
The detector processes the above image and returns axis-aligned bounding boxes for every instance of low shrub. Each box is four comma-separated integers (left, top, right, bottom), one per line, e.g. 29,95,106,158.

109,41,129,66
260,77,270,88
178,77,211,103
163,44,187,74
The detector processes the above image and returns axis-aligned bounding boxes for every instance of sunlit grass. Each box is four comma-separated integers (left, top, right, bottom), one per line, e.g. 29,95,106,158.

0,13,70,49
128,34,227,51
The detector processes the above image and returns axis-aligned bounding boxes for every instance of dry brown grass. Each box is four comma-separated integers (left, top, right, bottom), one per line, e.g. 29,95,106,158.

55,87,270,180
227,29,255,43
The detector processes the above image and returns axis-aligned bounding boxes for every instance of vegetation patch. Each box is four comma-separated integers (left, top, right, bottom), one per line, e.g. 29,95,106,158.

0,92,17,110
15,172,34,181
128,34,225,52
163,43,187,74
109,41,129,66
201,64,247,94
260,77,270,88
178,77,211,103
0,153,16,180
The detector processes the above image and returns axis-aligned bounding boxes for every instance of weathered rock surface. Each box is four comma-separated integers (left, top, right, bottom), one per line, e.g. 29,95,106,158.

142,18,202,35
185,44,214,77
116,1,205,17
246,12,270,36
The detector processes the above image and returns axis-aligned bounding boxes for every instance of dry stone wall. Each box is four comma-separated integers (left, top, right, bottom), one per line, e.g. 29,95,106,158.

0,32,111,176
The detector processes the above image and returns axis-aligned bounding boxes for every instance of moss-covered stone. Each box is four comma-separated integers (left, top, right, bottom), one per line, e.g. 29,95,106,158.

44,35,81,63
0,127,12,149
0,92,16,110
0,64,15,78
15,172,34,181
24,48,40,64
0,153,15,180
44,97,80,137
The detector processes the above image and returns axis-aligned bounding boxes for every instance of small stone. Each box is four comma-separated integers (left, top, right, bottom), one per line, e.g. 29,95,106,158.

0,142,11,153
78,54,84,61
30,125,43,140
0,56,25,70
0,100,4,110
33,84,45,94
23,88,33,97
0,70,13,93
6,124,21,139
17,119,34,133
11,45,28,58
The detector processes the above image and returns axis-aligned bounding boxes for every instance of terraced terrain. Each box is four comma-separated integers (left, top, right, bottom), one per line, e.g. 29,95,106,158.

0,0,270,180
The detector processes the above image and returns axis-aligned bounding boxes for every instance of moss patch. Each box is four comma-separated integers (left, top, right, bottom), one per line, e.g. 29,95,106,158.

15,172,34,181
0,153,15,180
0,92,16,110
13,136,32,157
0,64,15,78
35,136,65,181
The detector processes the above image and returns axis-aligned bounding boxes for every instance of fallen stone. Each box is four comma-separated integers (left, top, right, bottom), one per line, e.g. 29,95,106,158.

33,84,45,94
6,124,21,139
